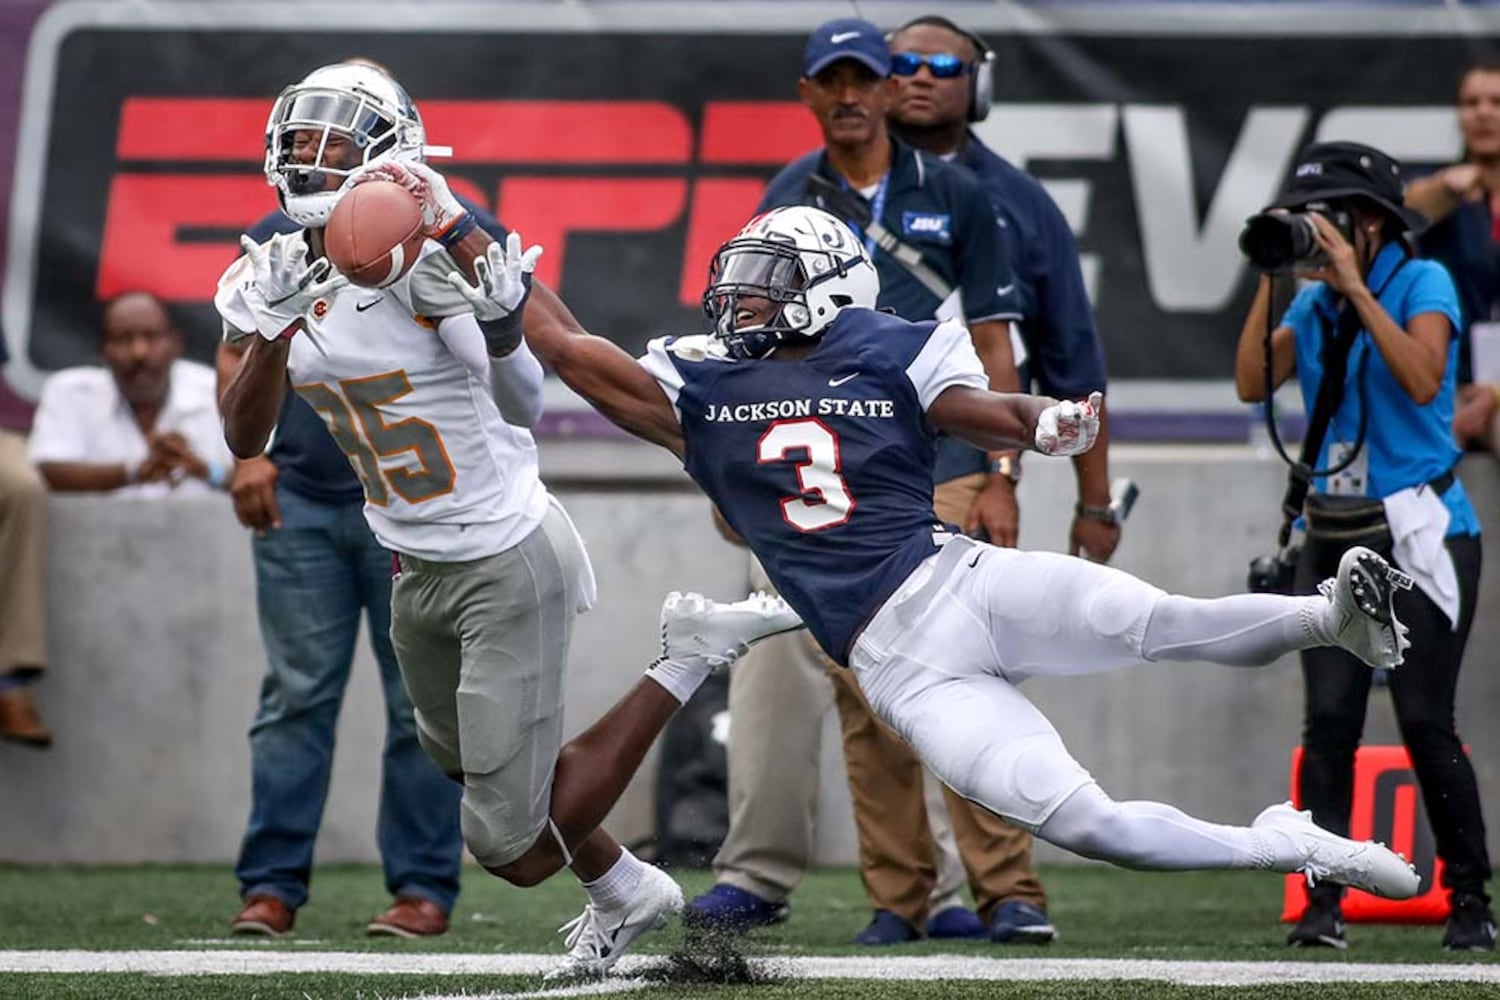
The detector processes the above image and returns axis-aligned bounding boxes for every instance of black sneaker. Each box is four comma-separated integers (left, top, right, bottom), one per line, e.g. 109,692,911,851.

1444,894,1497,952
1287,895,1347,949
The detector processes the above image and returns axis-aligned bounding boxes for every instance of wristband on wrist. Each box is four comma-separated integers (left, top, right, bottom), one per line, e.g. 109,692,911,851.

436,211,477,250
987,454,1021,484
1075,502,1118,525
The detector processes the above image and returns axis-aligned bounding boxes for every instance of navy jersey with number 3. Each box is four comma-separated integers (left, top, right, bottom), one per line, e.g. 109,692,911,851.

641,308,989,663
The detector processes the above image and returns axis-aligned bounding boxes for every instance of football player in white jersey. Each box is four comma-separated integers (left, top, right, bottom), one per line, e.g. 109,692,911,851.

515,205,1425,912
216,63,800,978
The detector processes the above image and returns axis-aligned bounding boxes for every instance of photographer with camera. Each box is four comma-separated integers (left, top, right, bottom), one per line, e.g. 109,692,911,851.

1235,142,1493,952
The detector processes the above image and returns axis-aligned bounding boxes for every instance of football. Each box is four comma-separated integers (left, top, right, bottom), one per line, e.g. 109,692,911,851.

323,180,426,288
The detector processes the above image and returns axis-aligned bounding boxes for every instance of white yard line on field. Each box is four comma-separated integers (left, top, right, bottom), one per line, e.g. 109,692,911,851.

3,950,1500,985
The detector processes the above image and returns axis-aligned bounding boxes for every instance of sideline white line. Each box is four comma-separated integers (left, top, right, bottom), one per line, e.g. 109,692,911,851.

2,951,1499,985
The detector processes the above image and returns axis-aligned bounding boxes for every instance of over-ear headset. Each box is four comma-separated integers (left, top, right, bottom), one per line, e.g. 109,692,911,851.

887,15,995,123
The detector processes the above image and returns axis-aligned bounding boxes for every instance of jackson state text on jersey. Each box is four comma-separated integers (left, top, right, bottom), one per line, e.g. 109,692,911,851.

640,309,988,663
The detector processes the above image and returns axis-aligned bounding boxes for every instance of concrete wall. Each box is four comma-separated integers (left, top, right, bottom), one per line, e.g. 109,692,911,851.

3,442,1498,868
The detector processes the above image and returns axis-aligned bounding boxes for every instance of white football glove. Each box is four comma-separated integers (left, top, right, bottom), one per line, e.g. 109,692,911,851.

355,160,467,239
447,232,544,322
238,233,347,341
1034,391,1103,457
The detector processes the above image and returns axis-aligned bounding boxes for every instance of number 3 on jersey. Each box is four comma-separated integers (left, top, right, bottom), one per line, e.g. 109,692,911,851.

297,371,456,506
757,418,855,532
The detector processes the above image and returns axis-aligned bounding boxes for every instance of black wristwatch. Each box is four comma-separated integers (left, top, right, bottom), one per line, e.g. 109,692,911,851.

1075,502,1119,525
988,454,1021,485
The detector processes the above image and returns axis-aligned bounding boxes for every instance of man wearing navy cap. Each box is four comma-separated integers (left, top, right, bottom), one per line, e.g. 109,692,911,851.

687,16,1032,946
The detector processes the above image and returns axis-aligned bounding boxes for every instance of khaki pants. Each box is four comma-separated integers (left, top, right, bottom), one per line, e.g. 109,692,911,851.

0,430,46,675
714,473,1044,924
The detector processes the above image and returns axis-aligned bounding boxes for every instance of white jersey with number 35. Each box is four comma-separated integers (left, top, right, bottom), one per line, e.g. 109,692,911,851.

215,244,548,562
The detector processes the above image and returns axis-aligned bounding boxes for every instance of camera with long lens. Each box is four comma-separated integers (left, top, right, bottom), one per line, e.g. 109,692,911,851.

1246,546,1300,595
1238,203,1354,273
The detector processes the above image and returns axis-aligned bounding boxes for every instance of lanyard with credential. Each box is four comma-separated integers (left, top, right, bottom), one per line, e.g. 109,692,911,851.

842,172,890,260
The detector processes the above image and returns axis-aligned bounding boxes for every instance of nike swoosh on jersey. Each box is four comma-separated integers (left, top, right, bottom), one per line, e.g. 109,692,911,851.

355,298,382,312
831,31,862,42
828,373,859,387
996,283,1015,297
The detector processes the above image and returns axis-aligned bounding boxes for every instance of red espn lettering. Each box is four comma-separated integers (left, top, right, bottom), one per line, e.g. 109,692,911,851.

101,97,813,308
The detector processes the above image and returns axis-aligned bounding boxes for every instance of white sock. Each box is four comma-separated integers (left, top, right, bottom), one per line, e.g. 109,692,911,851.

581,848,646,911
1141,594,1331,667
644,656,710,705
1037,784,1300,872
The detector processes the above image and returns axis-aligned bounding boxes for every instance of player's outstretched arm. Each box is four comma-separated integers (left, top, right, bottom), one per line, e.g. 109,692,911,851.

930,387,1103,458
522,281,685,458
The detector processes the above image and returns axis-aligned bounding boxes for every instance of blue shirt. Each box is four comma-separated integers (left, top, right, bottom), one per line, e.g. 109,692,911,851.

759,137,1019,483
1282,242,1478,536
246,195,507,505
663,309,960,663
956,133,1107,399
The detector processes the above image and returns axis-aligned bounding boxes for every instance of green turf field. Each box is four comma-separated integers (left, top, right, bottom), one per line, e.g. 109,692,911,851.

1,864,1495,998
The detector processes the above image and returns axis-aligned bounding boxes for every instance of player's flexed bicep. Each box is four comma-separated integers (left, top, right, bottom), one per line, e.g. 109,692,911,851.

523,281,685,458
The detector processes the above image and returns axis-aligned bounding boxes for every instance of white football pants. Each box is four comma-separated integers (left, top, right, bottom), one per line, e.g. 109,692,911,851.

848,540,1326,872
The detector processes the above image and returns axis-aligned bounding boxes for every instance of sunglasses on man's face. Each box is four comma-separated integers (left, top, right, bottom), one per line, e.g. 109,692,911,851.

890,52,971,79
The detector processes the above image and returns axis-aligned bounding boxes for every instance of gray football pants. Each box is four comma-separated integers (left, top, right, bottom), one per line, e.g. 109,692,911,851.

390,498,592,868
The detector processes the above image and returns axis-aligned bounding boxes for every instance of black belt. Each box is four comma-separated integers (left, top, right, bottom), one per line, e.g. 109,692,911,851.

1430,469,1456,496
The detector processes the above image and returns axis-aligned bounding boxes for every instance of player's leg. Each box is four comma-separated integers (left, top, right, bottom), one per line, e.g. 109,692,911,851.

952,543,1406,682
847,561,1420,900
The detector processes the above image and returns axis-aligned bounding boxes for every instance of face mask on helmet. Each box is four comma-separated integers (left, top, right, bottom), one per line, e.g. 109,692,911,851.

703,208,877,359
264,65,427,227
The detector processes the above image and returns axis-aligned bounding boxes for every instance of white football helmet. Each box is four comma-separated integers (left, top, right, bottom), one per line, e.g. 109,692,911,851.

703,205,878,359
264,63,427,227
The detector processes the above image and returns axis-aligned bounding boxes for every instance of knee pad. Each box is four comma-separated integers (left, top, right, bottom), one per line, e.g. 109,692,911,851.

1085,576,1163,644
460,780,545,869
949,733,1095,832
415,722,462,777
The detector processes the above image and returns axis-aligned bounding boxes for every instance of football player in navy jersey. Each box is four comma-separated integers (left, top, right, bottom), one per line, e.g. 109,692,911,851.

522,204,1424,902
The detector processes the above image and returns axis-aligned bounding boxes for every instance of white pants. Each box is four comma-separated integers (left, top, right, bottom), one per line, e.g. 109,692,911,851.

849,541,1166,831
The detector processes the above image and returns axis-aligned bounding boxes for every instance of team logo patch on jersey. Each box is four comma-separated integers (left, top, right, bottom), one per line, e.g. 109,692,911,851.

312,299,330,319
902,211,952,243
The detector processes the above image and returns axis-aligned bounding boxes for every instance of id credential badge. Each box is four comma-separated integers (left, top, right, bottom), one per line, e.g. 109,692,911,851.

1325,440,1369,497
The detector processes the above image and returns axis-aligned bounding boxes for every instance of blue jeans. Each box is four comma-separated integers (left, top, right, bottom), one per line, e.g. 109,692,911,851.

236,486,463,912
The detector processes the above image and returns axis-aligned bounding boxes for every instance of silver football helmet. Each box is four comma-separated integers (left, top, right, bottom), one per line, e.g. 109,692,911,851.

264,63,427,227
704,205,878,359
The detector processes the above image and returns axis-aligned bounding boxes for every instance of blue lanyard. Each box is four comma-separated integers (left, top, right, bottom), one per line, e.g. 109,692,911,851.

841,172,889,260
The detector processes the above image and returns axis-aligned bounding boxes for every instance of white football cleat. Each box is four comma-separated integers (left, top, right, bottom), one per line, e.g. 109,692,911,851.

658,590,804,673
1317,545,1413,670
545,863,684,981
1253,801,1420,900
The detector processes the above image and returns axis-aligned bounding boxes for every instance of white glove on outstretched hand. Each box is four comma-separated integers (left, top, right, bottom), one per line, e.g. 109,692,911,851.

1035,391,1103,457
239,233,347,341
447,232,544,322
355,160,467,239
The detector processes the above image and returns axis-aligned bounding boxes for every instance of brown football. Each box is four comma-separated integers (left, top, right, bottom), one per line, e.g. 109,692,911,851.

323,180,426,288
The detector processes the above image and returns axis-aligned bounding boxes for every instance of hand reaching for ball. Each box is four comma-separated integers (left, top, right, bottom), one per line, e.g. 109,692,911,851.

448,232,544,322
354,160,467,239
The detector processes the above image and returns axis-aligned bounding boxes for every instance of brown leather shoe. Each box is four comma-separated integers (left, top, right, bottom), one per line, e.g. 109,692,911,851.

0,689,52,748
367,896,449,938
229,894,295,936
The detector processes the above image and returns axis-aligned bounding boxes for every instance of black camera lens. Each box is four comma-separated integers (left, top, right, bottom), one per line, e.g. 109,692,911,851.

1238,213,1319,272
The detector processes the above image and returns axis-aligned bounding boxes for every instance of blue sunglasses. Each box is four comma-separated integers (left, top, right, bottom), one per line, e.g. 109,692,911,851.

890,52,971,79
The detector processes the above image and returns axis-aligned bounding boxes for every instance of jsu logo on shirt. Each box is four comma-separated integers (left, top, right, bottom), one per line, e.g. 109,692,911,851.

902,212,952,243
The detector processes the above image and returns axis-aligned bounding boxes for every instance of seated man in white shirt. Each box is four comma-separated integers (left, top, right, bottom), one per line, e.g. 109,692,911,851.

29,291,233,495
